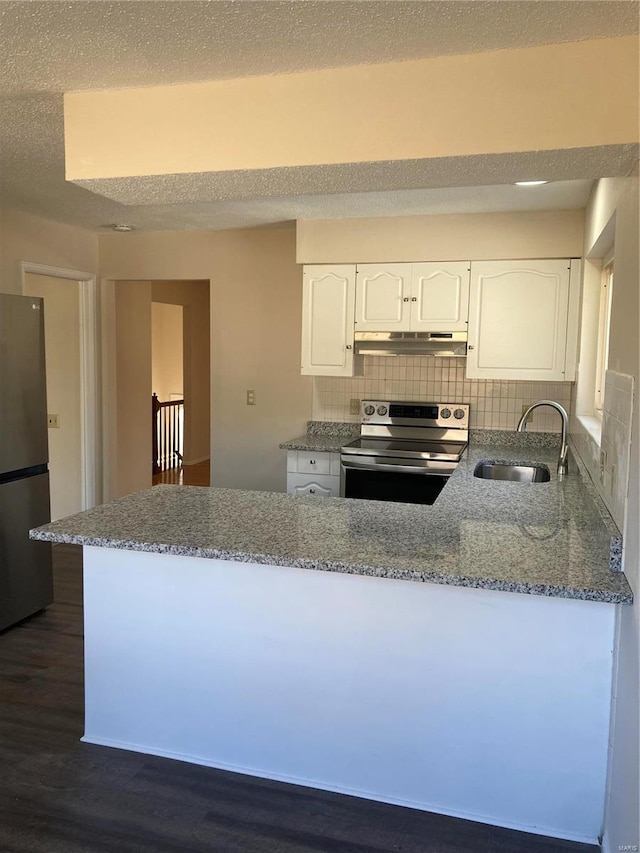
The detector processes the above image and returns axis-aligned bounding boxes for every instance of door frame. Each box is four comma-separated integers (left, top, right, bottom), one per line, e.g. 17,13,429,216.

21,262,100,511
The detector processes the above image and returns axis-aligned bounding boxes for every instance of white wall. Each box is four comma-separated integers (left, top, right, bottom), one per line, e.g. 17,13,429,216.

24,274,83,520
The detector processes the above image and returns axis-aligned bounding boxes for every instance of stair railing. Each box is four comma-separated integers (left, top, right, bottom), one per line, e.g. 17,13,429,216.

152,393,184,474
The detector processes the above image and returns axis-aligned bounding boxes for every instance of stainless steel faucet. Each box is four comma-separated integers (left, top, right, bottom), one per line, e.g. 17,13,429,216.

516,400,569,478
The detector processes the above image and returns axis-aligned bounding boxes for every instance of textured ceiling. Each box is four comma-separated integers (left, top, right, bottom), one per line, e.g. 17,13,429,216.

0,1,638,232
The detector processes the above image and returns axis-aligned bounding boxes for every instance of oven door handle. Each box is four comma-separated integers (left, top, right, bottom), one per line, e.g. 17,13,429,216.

340,457,453,476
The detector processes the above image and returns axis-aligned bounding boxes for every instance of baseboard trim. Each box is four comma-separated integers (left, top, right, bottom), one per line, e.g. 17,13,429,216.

80,734,599,845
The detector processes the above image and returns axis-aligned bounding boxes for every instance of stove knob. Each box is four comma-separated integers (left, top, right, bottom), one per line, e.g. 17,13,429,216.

440,408,451,419
454,408,466,420
364,405,375,416
377,405,388,416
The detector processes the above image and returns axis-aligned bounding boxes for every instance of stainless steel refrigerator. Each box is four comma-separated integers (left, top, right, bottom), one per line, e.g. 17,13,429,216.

0,292,53,631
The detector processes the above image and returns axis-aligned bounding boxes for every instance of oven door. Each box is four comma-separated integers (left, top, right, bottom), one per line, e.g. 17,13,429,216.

340,456,455,505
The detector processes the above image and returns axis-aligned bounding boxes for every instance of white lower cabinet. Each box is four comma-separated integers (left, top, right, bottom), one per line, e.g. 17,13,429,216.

287,475,339,497
286,451,341,497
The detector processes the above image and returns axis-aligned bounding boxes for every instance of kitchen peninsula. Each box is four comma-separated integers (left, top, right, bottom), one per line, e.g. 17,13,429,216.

31,441,632,845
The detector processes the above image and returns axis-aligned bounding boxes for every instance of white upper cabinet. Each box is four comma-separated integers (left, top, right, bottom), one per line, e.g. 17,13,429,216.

355,264,411,331
411,263,470,332
301,265,356,376
300,259,579,379
467,260,576,381
355,262,470,332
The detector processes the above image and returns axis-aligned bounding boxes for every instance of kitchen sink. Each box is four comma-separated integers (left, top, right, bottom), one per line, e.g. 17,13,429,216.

473,461,551,483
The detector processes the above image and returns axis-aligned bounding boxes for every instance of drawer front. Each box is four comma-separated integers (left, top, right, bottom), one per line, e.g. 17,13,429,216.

296,451,331,475
287,473,339,497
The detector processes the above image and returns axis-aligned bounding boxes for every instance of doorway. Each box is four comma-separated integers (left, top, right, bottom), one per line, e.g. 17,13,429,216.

151,302,185,478
109,279,210,497
22,263,99,518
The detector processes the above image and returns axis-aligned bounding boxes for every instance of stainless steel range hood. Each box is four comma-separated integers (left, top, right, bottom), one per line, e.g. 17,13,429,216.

354,331,467,357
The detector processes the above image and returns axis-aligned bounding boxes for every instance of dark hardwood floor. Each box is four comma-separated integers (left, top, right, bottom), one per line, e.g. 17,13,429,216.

0,544,599,853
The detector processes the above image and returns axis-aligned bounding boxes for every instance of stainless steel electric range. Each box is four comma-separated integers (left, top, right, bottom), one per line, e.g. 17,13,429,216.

340,400,470,505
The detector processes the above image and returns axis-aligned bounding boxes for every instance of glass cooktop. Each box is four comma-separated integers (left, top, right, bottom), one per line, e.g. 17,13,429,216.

341,438,467,461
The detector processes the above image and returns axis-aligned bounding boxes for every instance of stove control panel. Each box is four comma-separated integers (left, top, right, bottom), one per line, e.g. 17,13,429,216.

361,400,469,429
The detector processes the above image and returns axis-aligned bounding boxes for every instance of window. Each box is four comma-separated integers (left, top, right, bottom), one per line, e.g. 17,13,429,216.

594,260,613,414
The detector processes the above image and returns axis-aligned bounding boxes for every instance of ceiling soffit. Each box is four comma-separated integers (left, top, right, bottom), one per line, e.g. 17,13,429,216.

74,146,639,207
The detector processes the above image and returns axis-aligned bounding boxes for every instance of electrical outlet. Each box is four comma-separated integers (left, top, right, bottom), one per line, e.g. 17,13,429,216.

350,398,361,415
599,449,607,483
610,463,617,495
246,390,256,406
47,414,60,428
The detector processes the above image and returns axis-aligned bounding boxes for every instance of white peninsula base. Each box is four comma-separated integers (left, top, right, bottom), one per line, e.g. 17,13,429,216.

82,545,615,844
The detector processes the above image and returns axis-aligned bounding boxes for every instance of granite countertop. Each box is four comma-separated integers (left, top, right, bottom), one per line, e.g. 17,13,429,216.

279,434,350,453
31,437,633,605
279,421,359,453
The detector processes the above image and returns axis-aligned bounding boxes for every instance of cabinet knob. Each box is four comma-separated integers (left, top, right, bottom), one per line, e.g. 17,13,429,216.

345,344,352,350
309,489,316,494
310,459,316,464
411,297,417,302
403,297,410,302
468,345,474,350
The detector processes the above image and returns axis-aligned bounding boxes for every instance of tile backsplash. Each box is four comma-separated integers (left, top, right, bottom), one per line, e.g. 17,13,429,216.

313,357,573,432
572,370,635,532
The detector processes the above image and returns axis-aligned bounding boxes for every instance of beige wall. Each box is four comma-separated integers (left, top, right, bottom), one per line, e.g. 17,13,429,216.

0,208,98,294
24,273,82,520
571,175,639,851
296,209,585,263
152,302,184,401
602,175,639,853
99,225,312,496
151,280,210,465
65,37,638,179
114,281,152,498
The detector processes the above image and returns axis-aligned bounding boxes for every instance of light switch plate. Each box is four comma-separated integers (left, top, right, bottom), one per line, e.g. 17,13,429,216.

246,390,256,406
47,414,60,428
350,398,361,415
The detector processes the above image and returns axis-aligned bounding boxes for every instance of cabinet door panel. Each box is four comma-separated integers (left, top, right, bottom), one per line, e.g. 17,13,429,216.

355,264,411,331
302,266,355,376
287,473,339,497
467,260,570,381
411,263,470,331
297,451,331,475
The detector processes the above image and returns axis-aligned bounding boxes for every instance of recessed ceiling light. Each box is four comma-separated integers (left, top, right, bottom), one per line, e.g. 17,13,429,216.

112,224,133,232
514,181,549,187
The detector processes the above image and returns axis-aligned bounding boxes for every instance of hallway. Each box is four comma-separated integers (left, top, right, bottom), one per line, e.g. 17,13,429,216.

152,458,211,487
